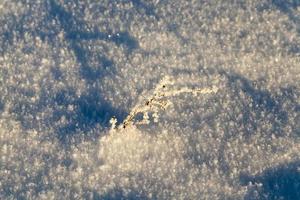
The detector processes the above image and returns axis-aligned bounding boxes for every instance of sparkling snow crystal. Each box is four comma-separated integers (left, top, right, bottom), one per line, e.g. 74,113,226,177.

0,0,300,199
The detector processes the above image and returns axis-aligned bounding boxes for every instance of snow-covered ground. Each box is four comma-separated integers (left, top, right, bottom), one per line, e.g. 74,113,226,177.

0,0,300,199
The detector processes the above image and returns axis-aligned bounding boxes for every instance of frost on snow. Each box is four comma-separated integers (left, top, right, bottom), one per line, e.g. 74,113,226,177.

0,0,300,199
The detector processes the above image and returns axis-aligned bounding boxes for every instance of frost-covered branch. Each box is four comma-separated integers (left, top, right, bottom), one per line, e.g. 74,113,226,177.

110,76,219,130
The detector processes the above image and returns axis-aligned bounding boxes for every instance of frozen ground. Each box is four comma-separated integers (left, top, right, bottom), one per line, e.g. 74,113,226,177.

0,0,300,199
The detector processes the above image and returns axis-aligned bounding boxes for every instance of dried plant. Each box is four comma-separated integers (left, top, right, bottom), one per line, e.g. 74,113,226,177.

110,76,219,131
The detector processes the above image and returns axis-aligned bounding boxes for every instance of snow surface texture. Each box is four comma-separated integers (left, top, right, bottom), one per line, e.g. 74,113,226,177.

0,0,300,199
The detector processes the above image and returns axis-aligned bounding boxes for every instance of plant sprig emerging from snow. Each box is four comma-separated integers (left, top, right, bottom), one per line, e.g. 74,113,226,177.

110,76,219,131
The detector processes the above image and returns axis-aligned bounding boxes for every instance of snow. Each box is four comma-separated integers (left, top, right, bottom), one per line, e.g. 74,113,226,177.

0,0,300,199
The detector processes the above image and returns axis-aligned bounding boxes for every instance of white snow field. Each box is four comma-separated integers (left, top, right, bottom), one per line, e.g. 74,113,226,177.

0,0,300,199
